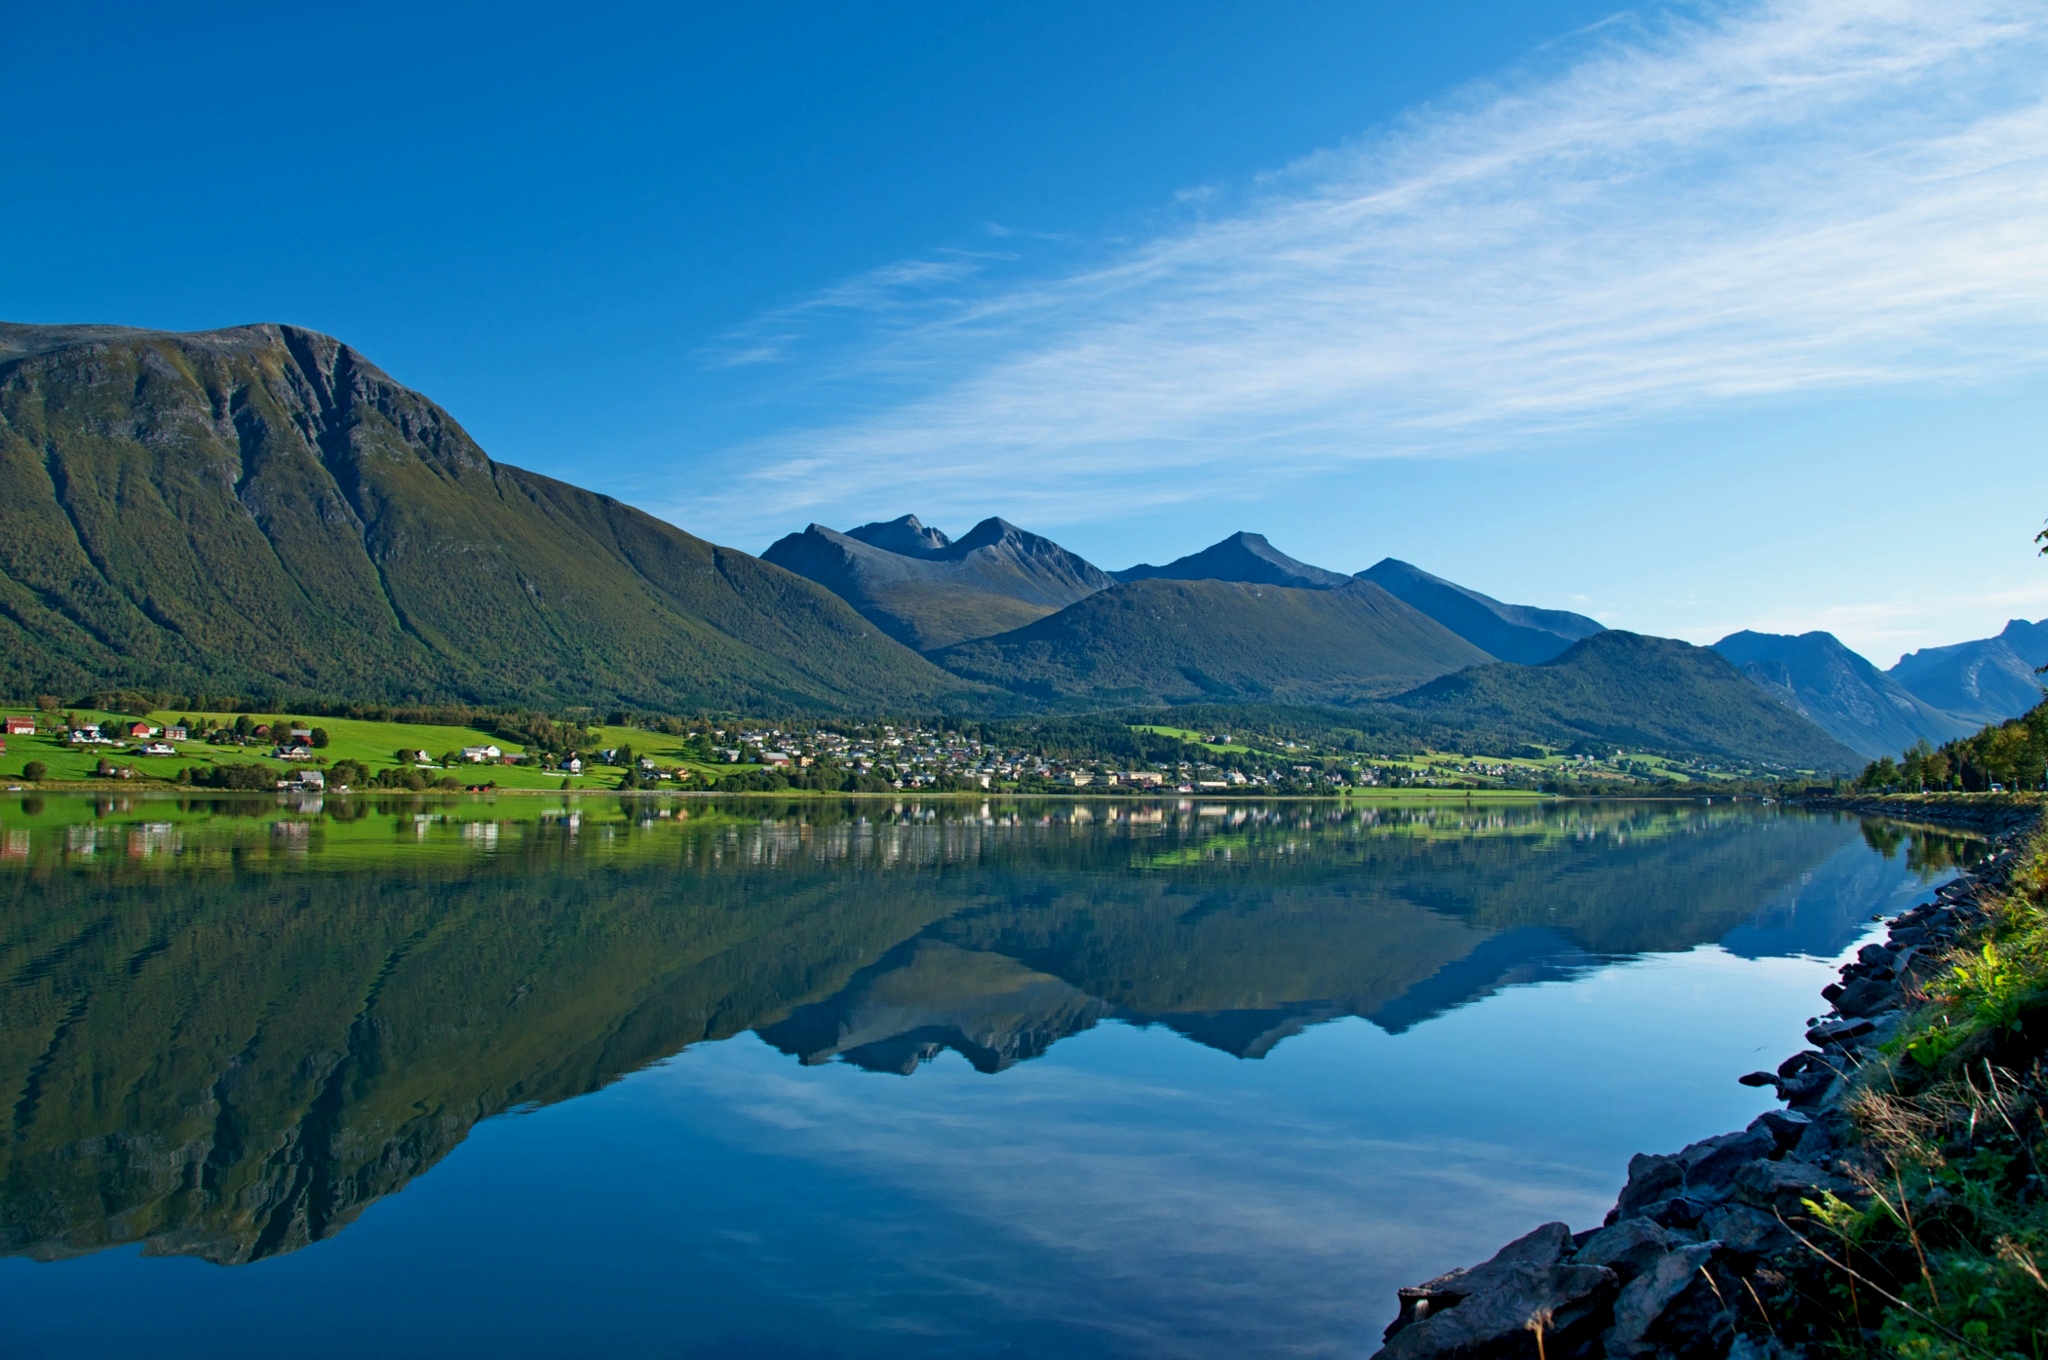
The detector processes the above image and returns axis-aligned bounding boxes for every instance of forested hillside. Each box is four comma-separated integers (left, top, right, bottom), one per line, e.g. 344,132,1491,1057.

1384,632,1863,769
930,578,1492,704
0,323,979,713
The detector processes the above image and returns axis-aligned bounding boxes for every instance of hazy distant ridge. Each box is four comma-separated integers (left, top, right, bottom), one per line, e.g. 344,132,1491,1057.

1886,619,2048,727
1356,558,1604,664
1711,630,1971,760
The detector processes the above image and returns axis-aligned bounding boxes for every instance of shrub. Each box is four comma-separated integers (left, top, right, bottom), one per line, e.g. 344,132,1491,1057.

21,760,46,781
192,763,279,791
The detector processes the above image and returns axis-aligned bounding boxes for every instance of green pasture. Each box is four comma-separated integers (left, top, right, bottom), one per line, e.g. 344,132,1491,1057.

0,708,760,792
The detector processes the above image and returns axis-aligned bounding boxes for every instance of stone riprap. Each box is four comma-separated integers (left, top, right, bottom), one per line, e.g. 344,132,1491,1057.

1369,798,2036,1360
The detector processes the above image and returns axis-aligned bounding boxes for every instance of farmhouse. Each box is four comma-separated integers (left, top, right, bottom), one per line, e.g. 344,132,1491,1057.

3,716,34,736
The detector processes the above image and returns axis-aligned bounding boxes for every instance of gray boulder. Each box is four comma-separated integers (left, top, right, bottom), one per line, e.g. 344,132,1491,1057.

1831,977,1898,1018
1376,1222,1619,1360
1731,1157,1852,1222
1603,1242,1724,1357
1700,1202,1798,1258
1614,1126,1777,1220
1574,1217,1677,1281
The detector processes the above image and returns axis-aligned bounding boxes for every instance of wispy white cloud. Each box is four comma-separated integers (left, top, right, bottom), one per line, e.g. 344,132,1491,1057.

701,252,1007,368
681,0,2048,540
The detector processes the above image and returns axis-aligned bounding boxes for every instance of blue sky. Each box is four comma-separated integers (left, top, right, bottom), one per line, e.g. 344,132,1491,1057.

7,1,2046,663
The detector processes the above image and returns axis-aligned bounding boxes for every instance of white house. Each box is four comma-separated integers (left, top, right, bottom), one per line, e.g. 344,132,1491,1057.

462,745,503,763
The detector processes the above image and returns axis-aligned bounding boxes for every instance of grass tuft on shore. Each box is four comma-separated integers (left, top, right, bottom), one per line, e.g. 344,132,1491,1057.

1815,828,2048,1359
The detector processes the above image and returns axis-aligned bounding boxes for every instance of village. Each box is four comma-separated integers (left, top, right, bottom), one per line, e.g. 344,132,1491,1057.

0,705,1741,796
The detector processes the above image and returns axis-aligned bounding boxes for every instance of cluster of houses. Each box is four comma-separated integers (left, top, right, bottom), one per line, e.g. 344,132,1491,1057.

60,719,187,757
395,744,508,766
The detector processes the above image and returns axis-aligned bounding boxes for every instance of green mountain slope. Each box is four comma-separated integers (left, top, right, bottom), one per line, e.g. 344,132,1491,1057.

1385,631,1863,769
929,578,1494,704
0,322,977,712
762,515,1112,650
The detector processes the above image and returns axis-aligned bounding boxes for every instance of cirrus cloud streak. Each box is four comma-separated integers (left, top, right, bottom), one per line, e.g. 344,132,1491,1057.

689,0,2048,537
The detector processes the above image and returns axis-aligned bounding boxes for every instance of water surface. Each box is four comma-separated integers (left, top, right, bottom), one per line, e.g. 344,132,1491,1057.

0,795,1971,1358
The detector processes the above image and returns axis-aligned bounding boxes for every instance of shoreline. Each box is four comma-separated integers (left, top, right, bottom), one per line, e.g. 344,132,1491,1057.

6,783,1742,804
1369,792,2042,1360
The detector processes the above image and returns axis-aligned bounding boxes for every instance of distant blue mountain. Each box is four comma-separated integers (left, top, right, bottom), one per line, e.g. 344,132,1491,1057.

1112,531,1353,590
1712,630,1970,761
1356,558,1604,664
1888,619,2048,726
764,516,1113,651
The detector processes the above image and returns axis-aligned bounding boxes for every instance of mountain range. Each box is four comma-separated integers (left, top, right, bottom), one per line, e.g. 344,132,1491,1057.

1710,631,1973,760
761,515,1111,650
1385,631,1859,769
1887,619,2048,727
4,318,2027,770
1707,624,2048,759
773,510,1852,763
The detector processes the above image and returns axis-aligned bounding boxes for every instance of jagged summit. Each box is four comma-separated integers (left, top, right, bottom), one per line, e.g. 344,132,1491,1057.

845,513,952,558
762,515,1113,651
1113,531,1353,590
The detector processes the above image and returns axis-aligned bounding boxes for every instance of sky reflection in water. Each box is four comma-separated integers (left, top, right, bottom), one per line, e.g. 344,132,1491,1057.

0,796,1970,1358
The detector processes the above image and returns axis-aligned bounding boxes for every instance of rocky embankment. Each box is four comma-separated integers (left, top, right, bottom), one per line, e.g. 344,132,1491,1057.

1369,798,2040,1360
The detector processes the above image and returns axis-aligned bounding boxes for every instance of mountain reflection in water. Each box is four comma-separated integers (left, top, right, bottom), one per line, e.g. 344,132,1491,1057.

0,796,1972,1272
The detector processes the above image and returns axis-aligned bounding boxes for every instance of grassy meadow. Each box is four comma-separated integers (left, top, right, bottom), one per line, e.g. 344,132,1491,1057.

0,708,760,792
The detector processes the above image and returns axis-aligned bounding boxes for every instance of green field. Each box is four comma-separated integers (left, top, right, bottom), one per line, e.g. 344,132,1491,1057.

1131,724,1255,754
0,708,760,792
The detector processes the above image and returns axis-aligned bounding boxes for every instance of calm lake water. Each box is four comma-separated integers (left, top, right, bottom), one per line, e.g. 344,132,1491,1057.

0,794,1970,1359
